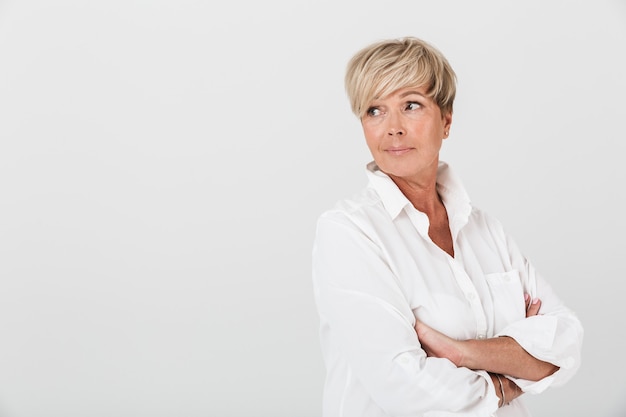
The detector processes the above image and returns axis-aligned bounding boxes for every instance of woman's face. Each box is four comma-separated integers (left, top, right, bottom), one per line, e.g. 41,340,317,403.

361,85,452,184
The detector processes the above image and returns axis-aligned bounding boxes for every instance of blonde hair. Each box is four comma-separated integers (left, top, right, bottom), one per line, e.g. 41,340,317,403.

345,37,457,118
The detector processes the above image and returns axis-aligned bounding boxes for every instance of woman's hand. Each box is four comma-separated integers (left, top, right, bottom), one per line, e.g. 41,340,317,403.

525,293,541,317
490,372,524,408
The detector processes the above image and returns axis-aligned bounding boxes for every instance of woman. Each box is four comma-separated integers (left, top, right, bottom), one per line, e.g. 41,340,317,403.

312,37,583,417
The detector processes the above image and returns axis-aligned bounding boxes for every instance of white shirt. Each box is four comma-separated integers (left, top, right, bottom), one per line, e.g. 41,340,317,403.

312,161,583,417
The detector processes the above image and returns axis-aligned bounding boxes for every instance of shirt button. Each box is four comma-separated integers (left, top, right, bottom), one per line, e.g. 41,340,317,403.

477,334,486,340
467,292,476,300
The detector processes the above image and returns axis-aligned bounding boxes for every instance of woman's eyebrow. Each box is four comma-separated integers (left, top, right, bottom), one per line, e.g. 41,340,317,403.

399,90,426,98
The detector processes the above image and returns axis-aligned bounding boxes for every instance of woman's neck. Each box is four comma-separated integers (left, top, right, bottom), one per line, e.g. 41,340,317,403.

388,173,443,217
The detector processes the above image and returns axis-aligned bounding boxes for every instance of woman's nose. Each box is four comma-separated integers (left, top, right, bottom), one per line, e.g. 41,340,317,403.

388,127,405,136
386,113,405,136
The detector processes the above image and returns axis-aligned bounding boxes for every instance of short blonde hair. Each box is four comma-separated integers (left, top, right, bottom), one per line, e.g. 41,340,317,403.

345,37,457,118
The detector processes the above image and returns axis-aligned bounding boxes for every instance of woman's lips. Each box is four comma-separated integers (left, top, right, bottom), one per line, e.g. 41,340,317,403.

385,147,413,156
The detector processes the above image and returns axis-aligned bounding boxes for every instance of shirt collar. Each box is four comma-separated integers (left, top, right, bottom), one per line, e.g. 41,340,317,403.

366,161,410,219
365,160,472,227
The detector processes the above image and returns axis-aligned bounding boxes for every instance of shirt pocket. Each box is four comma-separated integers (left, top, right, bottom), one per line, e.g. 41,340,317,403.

485,270,526,332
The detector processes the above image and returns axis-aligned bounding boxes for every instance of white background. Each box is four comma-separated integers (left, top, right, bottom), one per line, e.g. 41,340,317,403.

1,1,625,416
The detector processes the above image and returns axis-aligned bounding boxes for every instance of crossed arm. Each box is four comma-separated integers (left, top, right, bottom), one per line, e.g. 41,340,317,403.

415,294,559,407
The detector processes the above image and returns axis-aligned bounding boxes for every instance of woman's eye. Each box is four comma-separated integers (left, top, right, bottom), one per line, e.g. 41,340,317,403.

406,102,421,111
366,107,381,117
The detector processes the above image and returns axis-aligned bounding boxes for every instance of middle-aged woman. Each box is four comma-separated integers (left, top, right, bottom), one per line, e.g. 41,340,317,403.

312,37,583,417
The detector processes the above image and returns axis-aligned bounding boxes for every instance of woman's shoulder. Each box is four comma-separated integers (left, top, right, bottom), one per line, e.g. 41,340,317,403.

317,186,387,229
323,185,380,213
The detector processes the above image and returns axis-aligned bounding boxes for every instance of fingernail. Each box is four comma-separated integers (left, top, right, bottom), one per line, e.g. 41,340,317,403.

524,294,530,302
532,298,539,304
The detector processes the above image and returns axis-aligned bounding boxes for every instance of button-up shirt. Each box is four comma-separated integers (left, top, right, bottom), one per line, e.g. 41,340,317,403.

312,161,583,417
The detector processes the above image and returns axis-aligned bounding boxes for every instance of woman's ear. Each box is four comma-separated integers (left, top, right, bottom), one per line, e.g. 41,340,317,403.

443,111,453,138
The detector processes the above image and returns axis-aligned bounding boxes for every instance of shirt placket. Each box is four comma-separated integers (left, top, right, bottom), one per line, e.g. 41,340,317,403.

449,259,488,339
405,207,488,339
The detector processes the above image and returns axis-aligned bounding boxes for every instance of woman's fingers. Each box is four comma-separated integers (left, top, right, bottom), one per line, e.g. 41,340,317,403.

525,293,541,317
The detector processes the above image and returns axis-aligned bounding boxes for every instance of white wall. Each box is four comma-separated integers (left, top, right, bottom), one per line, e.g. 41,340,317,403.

0,1,624,416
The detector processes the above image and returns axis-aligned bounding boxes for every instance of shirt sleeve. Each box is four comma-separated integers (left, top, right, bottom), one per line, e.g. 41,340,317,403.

495,231,584,394
312,212,500,416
